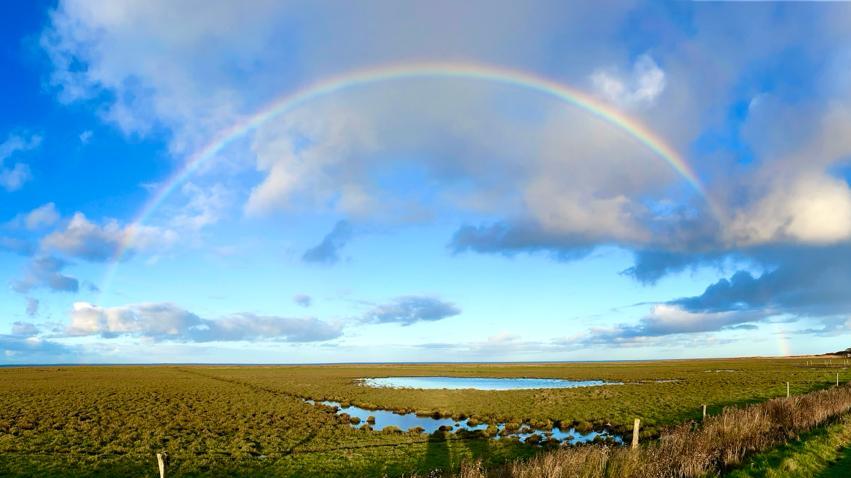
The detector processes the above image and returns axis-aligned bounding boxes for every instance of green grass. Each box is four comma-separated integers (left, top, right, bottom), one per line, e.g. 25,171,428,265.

0,358,848,477
726,416,851,478
820,446,851,477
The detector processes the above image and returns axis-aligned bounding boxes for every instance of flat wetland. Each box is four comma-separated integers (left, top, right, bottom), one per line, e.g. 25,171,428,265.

0,357,847,477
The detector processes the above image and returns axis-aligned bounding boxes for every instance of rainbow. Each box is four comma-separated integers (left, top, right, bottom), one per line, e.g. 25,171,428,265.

100,61,711,294
776,325,792,357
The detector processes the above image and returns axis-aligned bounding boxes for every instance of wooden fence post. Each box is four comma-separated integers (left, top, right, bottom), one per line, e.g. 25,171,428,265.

632,418,640,449
786,382,790,398
837,373,840,387
157,453,167,478
702,404,707,420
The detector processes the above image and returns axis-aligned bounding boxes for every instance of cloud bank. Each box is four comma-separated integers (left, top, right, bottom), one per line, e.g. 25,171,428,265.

30,1,851,353
67,302,342,343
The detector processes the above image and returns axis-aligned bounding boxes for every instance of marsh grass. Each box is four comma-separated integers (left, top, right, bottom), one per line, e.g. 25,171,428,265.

1,360,849,477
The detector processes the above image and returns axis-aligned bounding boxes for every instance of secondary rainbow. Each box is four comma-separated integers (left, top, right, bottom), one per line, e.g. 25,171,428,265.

100,61,711,293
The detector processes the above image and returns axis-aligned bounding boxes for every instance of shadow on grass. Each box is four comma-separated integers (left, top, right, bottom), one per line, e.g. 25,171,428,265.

415,434,536,476
422,438,452,474
817,446,851,478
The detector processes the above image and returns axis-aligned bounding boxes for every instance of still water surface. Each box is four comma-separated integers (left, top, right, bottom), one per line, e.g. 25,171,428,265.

307,399,622,445
361,376,619,390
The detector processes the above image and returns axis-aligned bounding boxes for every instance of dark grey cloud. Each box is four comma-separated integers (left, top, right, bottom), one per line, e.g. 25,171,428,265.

293,293,312,307
67,302,342,343
12,256,79,294
726,324,759,331
672,245,851,318
455,219,851,336
450,221,595,261
362,296,461,326
451,212,724,272
623,249,729,285
566,244,851,348
561,304,763,348
302,220,352,265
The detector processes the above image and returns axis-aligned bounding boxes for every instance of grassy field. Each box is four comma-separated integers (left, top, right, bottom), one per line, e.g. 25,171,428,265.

0,357,848,477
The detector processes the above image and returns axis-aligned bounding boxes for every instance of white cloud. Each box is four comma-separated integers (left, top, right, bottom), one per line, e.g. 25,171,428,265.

12,255,79,294
0,164,32,192
245,106,381,217
728,174,851,245
40,1,288,149
0,133,41,160
0,133,41,192
0,237,34,256
2,203,58,231
12,321,39,336
721,102,851,246
639,304,759,335
591,54,667,107
38,1,851,276
361,296,461,326
242,80,684,250
67,302,342,342
24,203,60,230
169,182,231,230
42,0,669,245
40,0,623,151
41,212,177,261
25,298,39,317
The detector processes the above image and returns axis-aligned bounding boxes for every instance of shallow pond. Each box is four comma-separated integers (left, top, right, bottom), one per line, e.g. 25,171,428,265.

360,376,620,390
307,399,622,445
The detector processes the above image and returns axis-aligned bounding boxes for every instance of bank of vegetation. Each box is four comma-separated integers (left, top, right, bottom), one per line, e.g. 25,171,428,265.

727,415,851,478
431,383,851,477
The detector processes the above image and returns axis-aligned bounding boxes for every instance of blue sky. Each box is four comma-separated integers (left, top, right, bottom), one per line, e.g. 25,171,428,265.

2,1,851,363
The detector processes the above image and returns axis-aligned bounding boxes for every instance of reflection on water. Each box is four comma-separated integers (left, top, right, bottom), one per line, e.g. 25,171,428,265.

361,376,619,390
306,399,622,445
